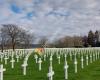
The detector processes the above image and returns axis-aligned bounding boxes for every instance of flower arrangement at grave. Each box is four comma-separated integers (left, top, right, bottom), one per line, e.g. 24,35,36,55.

34,48,44,57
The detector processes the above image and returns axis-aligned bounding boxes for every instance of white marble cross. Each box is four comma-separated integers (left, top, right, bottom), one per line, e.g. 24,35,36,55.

38,58,42,71
10,58,15,69
50,56,53,66
64,54,67,63
43,55,46,61
47,65,54,80
58,55,61,64
86,55,89,66
4,56,8,65
81,56,84,69
93,54,95,61
64,61,69,79
16,55,19,62
69,53,72,61
0,65,6,80
74,57,78,73
96,53,98,60
90,54,92,63
0,55,3,62
22,61,28,75
97,53,100,59
34,54,38,63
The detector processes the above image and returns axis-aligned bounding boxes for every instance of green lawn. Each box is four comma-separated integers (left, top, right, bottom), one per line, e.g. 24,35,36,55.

0,52,100,80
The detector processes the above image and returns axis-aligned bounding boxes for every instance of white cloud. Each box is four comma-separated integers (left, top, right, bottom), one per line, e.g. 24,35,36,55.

0,0,100,42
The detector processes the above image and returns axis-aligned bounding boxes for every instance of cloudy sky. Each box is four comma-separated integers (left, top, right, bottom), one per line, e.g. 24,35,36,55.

0,0,100,41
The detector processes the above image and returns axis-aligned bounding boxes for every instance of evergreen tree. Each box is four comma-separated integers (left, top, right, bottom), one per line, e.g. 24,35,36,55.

88,30,95,47
95,30,100,47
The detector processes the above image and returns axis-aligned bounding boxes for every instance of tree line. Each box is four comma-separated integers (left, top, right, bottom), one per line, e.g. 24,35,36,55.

83,30,100,47
39,30,100,48
0,24,33,52
0,24,100,50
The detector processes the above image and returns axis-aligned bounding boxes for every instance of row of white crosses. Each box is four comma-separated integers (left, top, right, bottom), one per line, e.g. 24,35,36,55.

44,48,100,80
47,53,69,80
34,51,54,79
0,49,32,80
1,48,99,80
73,49,100,73
34,54,43,71
0,49,29,64
0,49,43,77
22,49,33,75
0,48,100,80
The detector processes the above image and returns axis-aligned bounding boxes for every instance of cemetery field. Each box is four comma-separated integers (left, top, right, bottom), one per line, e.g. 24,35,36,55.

0,50,100,80
0,48,100,80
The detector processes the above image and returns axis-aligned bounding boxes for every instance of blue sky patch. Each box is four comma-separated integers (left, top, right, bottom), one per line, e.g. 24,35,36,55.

21,11,37,20
10,3,22,13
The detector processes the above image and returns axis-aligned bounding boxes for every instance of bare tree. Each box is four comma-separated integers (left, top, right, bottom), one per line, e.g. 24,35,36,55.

0,31,6,52
38,37,48,48
73,36,83,47
51,36,83,48
1,24,34,50
19,31,34,48
2,24,24,50
0,26,10,52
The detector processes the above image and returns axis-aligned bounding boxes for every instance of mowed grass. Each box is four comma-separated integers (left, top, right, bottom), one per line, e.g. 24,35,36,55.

0,52,100,80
